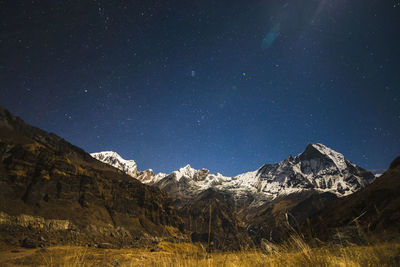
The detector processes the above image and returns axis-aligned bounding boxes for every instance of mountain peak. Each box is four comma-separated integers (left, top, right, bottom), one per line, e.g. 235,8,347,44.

304,143,341,157
182,164,192,169
92,150,122,160
91,151,137,176
173,164,197,181
310,143,337,154
300,143,347,172
91,151,136,164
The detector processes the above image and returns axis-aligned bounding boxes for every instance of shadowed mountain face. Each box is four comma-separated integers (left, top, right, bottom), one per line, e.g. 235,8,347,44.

305,157,400,242
179,188,253,250
242,191,339,244
0,107,184,248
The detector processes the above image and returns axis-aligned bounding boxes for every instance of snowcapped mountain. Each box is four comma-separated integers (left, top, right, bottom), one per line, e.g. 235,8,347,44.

90,151,166,184
91,144,375,206
243,143,375,197
90,151,138,177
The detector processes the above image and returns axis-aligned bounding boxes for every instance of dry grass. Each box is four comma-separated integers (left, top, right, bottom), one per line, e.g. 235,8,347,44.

0,239,399,267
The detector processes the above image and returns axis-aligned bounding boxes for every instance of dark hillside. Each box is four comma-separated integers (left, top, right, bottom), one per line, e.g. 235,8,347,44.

0,106,184,249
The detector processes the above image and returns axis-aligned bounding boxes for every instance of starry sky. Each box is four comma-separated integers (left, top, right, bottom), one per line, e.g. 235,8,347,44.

1,0,399,176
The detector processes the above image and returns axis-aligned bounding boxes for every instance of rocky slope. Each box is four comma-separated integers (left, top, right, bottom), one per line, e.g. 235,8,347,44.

0,106,185,249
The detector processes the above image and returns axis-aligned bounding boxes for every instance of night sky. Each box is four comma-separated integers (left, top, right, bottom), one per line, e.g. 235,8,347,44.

1,0,399,176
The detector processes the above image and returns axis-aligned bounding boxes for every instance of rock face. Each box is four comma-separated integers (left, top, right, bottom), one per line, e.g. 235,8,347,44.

0,106,185,248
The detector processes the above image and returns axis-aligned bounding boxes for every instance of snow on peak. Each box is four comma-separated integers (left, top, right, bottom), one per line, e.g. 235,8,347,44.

173,164,200,181
309,143,347,172
92,144,375,206
180,164,193,172
91,151,137,177
153,143,374,202
92,151,124,161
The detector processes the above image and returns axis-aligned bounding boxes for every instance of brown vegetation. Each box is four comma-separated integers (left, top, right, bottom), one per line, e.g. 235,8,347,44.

0,240,399,266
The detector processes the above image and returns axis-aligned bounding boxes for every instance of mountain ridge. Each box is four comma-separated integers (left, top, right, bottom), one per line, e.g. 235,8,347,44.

92,143,375,205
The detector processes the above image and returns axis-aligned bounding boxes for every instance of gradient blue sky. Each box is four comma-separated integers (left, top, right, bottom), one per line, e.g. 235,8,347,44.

1,0,399,176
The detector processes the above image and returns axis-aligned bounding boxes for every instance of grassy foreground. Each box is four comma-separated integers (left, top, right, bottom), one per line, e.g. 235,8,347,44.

0,240,399,267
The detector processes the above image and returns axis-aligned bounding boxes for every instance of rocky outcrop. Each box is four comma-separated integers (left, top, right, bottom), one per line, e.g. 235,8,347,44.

0,212,71,231
0,211,166,248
